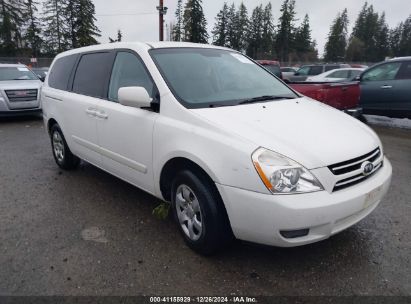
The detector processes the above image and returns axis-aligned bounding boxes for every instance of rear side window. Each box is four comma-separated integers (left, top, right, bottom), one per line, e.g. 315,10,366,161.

328,70,349,78
48,55,78,90
325,65,340,72
396,62,411,80
308,66,323,75
72,52,113,98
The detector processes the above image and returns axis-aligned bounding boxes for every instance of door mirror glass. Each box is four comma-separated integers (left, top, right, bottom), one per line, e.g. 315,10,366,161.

118,87,152,108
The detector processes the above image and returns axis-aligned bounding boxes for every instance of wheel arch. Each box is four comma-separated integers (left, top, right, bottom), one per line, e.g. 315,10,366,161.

47,118,58,135
159,156,218,202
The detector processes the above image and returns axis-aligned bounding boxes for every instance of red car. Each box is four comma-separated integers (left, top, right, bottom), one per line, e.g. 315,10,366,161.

288,81,362,118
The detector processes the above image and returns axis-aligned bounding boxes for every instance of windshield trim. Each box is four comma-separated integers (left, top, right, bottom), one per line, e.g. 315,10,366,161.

149,47,298,109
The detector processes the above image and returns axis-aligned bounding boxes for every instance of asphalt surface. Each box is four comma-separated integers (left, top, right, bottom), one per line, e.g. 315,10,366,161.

0,116,410,296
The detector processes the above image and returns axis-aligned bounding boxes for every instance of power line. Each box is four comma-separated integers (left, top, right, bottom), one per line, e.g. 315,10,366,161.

96,12,157,17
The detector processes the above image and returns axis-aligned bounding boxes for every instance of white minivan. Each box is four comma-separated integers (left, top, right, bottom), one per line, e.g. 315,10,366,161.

42,42,392,255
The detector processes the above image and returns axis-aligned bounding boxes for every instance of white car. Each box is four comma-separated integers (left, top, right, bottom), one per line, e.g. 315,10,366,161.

280,67,298,81
0,64,43,116
41,42,392,255
306,68,364,82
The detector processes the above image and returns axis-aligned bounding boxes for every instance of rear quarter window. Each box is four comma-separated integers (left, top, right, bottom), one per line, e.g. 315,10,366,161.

325,65,340,72
48,55,78,90
308,66,323,75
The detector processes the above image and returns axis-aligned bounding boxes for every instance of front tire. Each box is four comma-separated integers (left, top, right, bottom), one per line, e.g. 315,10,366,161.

171,169,233,255
50,124,80,170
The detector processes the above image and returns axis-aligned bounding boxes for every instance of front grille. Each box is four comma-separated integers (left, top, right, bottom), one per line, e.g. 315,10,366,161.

5,89,38,102
329,147,383,192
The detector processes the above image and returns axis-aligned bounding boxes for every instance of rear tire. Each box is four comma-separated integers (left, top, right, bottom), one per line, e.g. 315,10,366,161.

50,124,80,170
171,169,233,255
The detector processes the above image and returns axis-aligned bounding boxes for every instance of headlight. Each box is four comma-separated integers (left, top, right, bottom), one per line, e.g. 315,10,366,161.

252,148,324,194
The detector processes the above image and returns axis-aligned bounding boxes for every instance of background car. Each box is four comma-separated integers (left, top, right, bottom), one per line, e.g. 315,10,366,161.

288,63,351,82
306,68,365,82
0,64,43,116
256,60,282,79
359,57,411,119
280,67,298,81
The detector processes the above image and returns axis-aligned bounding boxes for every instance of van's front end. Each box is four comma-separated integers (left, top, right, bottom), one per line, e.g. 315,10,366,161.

150,44,392,248
216,144,391,247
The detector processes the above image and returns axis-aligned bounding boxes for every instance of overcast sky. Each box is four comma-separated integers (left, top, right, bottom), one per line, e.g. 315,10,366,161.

93,0,410,56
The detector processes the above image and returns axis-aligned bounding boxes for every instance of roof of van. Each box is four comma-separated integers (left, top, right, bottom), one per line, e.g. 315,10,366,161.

55,42,231,58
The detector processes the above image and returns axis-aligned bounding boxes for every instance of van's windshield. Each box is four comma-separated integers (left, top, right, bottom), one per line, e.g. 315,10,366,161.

150,48,297,108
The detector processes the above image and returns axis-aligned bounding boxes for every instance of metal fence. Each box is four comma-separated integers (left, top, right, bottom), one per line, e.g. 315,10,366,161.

0,57,54,68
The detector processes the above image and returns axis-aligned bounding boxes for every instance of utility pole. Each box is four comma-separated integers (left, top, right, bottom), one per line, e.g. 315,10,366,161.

156,0,168,41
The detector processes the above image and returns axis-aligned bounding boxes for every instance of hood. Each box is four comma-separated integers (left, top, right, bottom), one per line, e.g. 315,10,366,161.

0,80,42,90
191,97,380,169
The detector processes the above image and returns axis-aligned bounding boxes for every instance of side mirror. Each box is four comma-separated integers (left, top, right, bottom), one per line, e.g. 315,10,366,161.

39,76,46,82
354,75,361,81
118,87,152,108
294,72,300,76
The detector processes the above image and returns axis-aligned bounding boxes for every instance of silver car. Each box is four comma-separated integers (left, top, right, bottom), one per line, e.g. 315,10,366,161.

0,64,43,116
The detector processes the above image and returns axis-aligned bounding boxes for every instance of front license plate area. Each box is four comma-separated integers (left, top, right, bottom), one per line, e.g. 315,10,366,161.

363,185,383,210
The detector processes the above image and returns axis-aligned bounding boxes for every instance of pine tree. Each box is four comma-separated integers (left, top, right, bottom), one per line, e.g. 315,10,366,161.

261,2,275,58
346,36,365,62
375,13,389,60
73,0,100,47
172,0,183,41
246,4,263,58
399,16,411,56
348,3,381,62
42,0,67,54
22,0,42,57
324,9,349,61
276,0,296,62
109,30,122,43
211,2,229,46
234,2,249,53
226,3,237,48
389,23,402,57
183,0,208,43
294,14,314,60
0,0,24,55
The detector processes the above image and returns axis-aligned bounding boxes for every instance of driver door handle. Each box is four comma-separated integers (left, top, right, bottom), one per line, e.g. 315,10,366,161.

381,85,392,89
95,111,108,119
85,108,97,116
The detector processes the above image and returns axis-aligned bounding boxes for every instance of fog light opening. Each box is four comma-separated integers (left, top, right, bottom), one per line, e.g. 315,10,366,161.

280,229,309,239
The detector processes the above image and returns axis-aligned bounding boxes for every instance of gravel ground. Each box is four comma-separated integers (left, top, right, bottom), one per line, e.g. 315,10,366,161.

0,116,410,296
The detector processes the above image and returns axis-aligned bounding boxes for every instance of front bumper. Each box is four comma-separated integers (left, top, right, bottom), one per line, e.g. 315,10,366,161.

217,157,392,247
0,108,42,117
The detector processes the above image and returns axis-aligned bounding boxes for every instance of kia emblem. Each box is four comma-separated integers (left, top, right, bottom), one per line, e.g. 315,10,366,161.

361,161,374,176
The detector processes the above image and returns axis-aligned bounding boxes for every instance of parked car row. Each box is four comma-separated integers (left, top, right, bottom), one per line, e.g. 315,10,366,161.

257,58,410,119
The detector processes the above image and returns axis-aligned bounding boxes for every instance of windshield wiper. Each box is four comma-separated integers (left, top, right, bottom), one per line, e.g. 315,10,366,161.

239,95,296,105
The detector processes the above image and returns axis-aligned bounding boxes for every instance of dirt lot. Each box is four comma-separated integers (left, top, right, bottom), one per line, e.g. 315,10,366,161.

0,116,410,296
